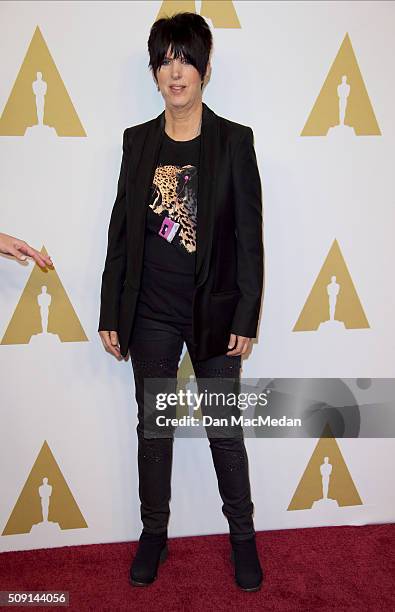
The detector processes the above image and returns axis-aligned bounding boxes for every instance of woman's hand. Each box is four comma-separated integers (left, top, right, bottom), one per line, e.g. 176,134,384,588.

0,232,53,268
99,330,127,361
226,333,252,356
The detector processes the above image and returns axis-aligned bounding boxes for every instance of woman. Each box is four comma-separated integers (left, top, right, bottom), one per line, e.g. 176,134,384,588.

99,12,264,592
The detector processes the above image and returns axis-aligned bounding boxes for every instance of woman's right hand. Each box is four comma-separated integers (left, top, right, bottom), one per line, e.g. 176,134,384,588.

0,232,53,268
99,330,126,361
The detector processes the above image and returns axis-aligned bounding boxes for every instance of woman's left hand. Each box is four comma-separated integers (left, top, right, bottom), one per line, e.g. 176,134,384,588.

226,333,252,356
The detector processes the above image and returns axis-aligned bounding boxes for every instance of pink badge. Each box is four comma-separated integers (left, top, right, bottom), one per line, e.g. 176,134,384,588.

159,216,180,243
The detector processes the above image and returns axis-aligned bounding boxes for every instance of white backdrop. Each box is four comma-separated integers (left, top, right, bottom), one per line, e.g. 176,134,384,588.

1,0,394,553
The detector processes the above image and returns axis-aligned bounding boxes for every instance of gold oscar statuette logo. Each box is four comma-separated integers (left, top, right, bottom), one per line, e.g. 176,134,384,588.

288,423,363,511
0,26,86,137
2,441,88,536
293,239,369,332
1,246,88,346
301,33,381,137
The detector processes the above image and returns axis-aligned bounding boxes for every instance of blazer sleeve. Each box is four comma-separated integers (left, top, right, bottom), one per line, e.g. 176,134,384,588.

230,127,264,338
98,128,130,332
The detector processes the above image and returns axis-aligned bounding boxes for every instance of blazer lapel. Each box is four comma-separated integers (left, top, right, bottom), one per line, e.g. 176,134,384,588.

127,109,165,282
196,102,220,287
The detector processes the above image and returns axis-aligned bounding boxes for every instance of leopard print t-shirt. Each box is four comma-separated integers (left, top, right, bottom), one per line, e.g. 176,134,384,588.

143,131,200,277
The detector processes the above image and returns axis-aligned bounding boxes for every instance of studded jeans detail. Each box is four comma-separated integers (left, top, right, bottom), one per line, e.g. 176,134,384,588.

131,355,179,376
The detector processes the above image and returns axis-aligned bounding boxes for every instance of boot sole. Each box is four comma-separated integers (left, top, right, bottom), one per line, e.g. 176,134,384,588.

129,544,168,587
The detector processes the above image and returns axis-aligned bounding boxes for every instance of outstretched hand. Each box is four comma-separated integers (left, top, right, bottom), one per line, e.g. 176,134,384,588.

226,333,252,356
0,232,53,268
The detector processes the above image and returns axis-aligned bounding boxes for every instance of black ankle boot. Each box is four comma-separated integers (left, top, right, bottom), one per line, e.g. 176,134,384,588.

129,530,168,587
230,535,264,591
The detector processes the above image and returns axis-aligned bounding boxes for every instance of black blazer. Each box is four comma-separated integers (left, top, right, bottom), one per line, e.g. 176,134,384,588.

98,102,264,361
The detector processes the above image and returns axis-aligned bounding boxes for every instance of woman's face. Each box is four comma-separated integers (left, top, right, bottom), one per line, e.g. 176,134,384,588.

155,45,208,110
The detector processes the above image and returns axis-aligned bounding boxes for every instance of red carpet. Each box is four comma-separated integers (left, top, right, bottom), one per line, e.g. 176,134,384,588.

0,524,394,611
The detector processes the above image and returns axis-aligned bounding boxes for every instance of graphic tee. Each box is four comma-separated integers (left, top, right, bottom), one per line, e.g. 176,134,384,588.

143,131,200,275
137,131,201,322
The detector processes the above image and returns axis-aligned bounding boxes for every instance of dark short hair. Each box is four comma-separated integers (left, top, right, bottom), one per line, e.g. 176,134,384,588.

148,12,213,83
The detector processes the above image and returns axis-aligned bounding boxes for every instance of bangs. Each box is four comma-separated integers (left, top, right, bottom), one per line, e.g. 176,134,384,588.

160,41,195,66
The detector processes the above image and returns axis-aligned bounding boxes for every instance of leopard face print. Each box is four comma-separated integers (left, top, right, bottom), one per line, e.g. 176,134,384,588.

149,164,197,254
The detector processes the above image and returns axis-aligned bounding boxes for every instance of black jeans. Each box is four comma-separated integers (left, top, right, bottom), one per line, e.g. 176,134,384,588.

128,286,256,541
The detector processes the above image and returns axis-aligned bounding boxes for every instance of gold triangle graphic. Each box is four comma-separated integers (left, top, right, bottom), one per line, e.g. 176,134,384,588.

175,349,204,419
1,246,88,345
293,239,369,331
2,440,88,535
156,1,241,28
0,26,86,136
301,33,381,136
157,0,196,19
287,423,363,510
